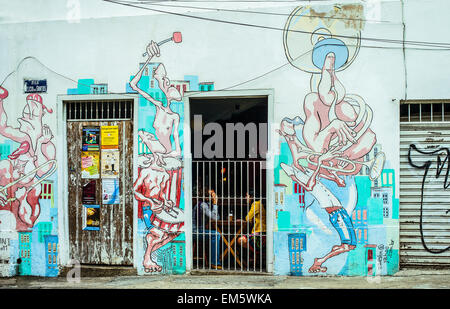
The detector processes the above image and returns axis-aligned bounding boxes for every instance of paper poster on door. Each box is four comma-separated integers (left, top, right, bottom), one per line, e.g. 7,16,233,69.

82,180,97,204
83,205,100,231
102,178,120,204
101,126,119,149
82,127,100,151
101,149,120,178
81,151,100,178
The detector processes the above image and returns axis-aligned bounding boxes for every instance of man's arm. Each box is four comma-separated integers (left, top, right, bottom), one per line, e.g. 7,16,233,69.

129,41,162,108
200,202,219,220
245,202,256,222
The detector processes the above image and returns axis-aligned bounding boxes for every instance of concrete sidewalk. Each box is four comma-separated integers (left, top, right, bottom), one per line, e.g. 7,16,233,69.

0,268,449,289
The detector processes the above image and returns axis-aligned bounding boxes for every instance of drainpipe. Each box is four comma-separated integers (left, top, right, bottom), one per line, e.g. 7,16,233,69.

400,0,408,101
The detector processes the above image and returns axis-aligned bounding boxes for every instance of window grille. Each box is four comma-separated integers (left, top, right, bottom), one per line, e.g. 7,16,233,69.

400,101,450,122
192,159,267,273
65,99,133,121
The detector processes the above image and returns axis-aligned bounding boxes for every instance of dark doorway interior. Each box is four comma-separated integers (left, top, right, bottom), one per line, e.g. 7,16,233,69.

190,96,268,272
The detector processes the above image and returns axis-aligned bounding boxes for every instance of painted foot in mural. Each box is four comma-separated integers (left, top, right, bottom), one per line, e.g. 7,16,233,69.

308,258,327,273
309,243,356,273
143,259,163,273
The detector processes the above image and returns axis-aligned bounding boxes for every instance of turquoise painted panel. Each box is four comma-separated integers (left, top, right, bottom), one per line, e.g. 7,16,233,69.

277,211,291,231
77,79,95,94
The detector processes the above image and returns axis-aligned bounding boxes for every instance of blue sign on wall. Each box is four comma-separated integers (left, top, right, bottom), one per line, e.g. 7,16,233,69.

24,79,47,93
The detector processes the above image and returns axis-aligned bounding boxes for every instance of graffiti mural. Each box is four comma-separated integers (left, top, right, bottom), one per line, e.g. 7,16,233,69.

407,144,450,254
274,5,398,276
130,38,185,274
0,86,58,277
0,87,56,231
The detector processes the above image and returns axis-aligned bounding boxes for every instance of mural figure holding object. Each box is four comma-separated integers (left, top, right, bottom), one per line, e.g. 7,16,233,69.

131,35,184,273
130,36,182,169
0,87,56,231
134,154,183,273
279,118,358,273
280,6,385,274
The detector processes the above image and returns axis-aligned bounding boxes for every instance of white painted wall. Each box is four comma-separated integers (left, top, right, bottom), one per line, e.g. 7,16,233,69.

403,0,450,100
0,0,448,275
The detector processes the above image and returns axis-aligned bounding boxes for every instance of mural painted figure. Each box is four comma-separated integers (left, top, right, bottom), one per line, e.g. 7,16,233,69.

130,40,182,169
280,6,385,274
131,39,184,273
0,87,56,231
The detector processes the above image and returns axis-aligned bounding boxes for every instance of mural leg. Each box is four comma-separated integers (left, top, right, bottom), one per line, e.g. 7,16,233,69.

309,206,356,273
143,228,180,272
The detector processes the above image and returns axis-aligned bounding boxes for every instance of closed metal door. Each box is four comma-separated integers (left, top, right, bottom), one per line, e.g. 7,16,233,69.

400,102,450,267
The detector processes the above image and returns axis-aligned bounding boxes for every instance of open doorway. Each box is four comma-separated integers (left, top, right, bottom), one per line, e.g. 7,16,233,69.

189,96,268,272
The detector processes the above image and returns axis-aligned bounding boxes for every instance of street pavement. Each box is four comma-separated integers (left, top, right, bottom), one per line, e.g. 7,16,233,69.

0,268,449,289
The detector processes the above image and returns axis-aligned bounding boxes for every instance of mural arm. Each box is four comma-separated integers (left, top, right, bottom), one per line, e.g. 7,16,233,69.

317,53,346,106
35,125,56,178
129,41,163,109
0,89,27,143
291,147,343,192
166,114,181,158
133,169,164,214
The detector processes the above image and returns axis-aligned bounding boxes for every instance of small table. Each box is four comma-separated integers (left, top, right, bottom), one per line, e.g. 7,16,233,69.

211,219,248,268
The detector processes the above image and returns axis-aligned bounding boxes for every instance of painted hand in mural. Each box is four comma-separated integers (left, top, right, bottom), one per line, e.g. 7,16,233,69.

146,41,161,59
38,125,53,145
317,146,344,165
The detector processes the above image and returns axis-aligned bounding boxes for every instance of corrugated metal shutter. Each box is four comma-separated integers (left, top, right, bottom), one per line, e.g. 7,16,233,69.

400,121,450,267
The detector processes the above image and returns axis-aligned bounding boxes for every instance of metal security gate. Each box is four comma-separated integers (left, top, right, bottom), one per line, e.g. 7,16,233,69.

192,160,267,272
400,101,450,267
65,99,134,265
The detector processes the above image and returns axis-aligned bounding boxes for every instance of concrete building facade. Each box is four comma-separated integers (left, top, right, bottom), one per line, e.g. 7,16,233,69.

0,0,449,277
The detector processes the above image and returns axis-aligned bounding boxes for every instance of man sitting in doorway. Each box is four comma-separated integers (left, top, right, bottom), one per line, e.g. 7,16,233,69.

192,187,222,269
237,189,266,265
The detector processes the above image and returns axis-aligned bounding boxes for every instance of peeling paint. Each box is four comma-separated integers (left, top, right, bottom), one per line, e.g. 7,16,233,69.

310,4,365,30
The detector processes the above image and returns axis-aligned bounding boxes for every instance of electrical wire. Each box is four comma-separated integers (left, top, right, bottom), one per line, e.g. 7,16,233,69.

103,0,450,49
132,0,331,2
2,38,450,100
0,56,139,100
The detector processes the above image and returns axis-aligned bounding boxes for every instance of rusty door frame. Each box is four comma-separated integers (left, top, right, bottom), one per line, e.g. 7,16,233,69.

56,94,139,268
183,89,275,274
